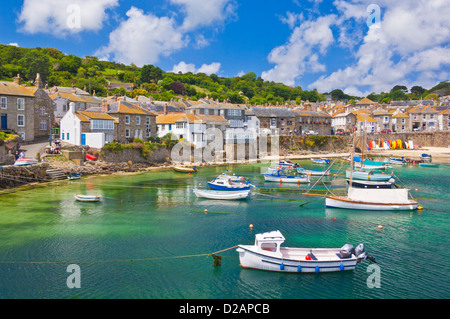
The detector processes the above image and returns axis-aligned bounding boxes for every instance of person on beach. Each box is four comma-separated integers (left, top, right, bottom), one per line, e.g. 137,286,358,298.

15,151,19,161
19,151,25,158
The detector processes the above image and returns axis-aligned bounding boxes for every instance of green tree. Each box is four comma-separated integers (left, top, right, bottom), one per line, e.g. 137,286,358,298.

18,51,51,82
410,85,425,97
141,64,163,83
390,85,408,93
59,54,82,74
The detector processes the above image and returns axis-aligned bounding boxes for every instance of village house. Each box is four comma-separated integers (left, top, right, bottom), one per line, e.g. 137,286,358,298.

407,104,439,131
371,108,393,132
392,112,410,133
353,97,378,111
437,109,450,131
331,112,357,134
355,112,377,135
106,81,134,92
98,100,158,143
49,88,102,120
249,106,297,136
60,102,117,148
294,109,333,135
0,74,54,142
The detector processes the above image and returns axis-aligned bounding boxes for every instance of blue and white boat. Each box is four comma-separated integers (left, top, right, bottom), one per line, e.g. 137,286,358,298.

346,170,393,181
278,160,299,168
297,167,330,176
420,153,432,162
311,158,330,164
389,157,406,165
264,169,310,183
208,177,252,190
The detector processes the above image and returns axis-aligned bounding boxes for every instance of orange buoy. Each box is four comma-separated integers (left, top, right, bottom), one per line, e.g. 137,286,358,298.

377,225,383,229
332,217,336,221
305,255,312,260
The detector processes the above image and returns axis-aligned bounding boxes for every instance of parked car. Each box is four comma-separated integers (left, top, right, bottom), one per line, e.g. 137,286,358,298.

380,129,392,134
335,129,344,135
305,130,319,135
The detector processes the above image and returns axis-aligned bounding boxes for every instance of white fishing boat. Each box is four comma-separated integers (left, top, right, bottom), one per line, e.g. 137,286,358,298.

297,167,331,176
389,157,406,165
236,230,373,273
14,158,39,166
323,187,418,210
264,169,310,183
218,172,244,182
193,189,250,200
278,160,299,168
74,194,102,202
208,177,252,190
346,170,393,181
311,158,330,164
420,153,432,162
67,173,81,180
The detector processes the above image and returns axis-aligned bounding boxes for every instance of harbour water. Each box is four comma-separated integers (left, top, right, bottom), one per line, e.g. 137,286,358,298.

0,160,449,299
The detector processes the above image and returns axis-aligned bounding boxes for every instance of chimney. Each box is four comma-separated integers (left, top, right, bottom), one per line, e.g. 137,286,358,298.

164,103,168,115
101,99,109,112
69,102,75,113
34,73,43,89
13,74,21,85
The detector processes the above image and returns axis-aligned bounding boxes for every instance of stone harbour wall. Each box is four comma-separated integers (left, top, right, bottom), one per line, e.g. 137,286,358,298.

0,163,49,189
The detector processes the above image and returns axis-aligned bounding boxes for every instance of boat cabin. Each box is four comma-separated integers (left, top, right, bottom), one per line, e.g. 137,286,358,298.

254,231,285,256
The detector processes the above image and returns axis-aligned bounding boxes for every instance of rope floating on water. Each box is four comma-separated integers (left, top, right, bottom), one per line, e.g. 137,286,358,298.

0,245,240,265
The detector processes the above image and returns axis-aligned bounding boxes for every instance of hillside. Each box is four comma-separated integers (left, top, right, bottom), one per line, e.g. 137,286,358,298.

0,44,448,104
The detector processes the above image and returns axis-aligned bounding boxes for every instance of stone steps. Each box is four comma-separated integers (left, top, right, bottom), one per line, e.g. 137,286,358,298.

46,167,67,180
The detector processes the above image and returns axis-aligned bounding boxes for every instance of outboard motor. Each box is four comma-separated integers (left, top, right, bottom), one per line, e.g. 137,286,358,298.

339,244,355,258
355,243,377,263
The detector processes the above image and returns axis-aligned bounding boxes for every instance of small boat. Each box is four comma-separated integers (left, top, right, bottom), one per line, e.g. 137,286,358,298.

347,179,395,189
389,157,406,165
278,160,299,168
173,166,197,173
14,158,39,166
86,153,97,161
236,230,373,273
263,169,310,183
405,158,423,164
420,154,432,162
311,158,330,164
218,172,244,182
419,163,440,168
68,173,81,180
74,194,102,202
322,187,418,210
193,189,250,200
297,167,330,176
208,177,252,191
346,170,393,181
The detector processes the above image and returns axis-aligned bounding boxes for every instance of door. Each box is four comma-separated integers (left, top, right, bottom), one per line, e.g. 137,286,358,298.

0,114,6,130
81,133,86,145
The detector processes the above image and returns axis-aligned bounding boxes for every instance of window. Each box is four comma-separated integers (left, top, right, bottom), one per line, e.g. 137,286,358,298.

125,129,130,138
270,118,277,126
402,125,405,130
17,114,25,127
67,133,70,140
125,115,130,124
430,114,434,119
17,98,25,110
62,133,65,140
227,109,241,116
176,122,184,129
423,114,426,120
402,118,406,123
204,109,209,115
40,120,47,131
40,107,46,116
298,117,302,122
91,119,114,130
1,97,7,109
146,117,151,137
136,116,141,125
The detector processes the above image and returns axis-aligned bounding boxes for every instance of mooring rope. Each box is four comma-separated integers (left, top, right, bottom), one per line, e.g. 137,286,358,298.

0,245,240,265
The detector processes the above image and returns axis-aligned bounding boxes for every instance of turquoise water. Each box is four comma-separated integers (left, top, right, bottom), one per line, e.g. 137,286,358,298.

0,160,449,299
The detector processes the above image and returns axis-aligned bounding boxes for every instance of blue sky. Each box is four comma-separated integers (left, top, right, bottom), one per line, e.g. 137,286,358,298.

1,0,449,96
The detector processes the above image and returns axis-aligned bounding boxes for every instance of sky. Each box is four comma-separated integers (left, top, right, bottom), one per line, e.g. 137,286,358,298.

1,0,449,97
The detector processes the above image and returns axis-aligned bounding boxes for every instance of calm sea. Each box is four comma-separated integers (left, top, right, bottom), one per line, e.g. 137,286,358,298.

0,159,449,299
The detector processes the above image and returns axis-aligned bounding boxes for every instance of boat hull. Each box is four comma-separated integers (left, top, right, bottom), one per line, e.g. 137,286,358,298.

297,168,330,176
325,196,418,210
173,167,197,173
264,174,310,183
346,180,393,189
74,195,102,202
419,163,439,168
237,246,358,273
193,189,249,200
311,159,330,164
207,182,250,191
346,170,393,181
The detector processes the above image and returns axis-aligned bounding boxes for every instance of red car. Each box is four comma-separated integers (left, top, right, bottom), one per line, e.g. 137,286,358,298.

380,129,392,134
335,129,344,135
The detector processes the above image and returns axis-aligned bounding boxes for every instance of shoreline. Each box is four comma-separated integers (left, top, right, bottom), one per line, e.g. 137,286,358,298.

1,147,448,195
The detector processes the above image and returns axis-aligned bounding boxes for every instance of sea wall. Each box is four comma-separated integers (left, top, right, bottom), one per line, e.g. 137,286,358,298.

100,147,171,164
0,163,49,189
360,131,450,148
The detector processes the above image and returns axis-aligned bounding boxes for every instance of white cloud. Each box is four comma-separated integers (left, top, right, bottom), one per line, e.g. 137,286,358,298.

261,14,336,86
172,61,221,75
169,0,237,31
17,0,119,35
8,43,19,47
95,7,187,66
308,0,450,94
